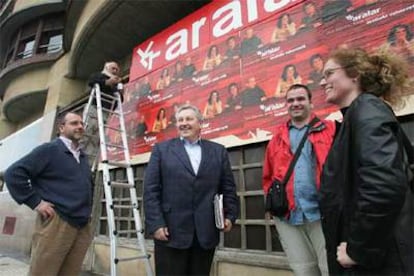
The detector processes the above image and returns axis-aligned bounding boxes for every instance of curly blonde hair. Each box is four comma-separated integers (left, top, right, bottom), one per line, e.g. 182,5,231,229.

329,47,413,109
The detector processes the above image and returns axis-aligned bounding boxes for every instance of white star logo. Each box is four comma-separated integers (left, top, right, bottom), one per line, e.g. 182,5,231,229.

137,41,161,71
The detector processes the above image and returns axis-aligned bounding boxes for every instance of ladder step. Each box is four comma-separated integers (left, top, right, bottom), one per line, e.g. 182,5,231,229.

85,114,98,119
110,197,131,201
110,181,134,188
115,254,151,264
104,124,123,132
116,229,143,234
100,98,116,105
112,204,136,209
102,107,121,116
106,161,131,168
101,93,118,101
106,143,126,149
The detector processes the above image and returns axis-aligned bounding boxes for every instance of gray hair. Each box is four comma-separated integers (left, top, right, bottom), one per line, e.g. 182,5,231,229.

175,104,203,122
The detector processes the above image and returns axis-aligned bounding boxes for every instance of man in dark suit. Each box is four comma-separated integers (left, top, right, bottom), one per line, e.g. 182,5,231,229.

144,104,239,276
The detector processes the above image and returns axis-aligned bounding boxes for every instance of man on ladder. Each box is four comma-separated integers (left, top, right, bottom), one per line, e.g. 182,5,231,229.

84,61,153,276
82,61,123,163
88,61,123,103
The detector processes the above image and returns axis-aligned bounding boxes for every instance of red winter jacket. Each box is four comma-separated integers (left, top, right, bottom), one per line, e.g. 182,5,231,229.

262,115,335,214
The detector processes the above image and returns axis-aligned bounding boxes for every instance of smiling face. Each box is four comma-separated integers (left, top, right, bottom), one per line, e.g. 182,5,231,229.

228,38,236,49
176,108,201,142
59,113,84,143
185,57,192,65
320,59,359,107
160,109,165,117
305,3,316,16
247,77,256,89
286,87,312,123
286,66,295,79
395,26,408,42
312,56,324,71
211,92,218,101
229,84,238,96
246,28,254,38
281,14,289,26
175,61,183,72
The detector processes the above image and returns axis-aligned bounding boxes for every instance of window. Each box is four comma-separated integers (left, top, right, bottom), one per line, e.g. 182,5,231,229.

16,38,35,59
38,31,63,54
222,143,283,252
4,35,16,66
2,12,64,67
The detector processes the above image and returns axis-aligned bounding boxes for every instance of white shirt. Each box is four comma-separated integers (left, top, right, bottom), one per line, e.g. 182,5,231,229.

181,137,202,175
59,136,81,163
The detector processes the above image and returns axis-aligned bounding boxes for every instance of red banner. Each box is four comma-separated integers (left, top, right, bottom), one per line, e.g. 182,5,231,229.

111,0,414,161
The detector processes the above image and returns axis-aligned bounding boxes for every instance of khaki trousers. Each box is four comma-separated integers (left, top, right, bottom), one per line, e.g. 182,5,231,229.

29,214,92,276
274,218,328,276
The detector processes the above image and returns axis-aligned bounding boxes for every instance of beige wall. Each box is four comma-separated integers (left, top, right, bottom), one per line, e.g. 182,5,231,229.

0,67,49,137
71,0,109,49
44,54,86,114
2,68,49,104
0,192,36,255
0,53,88,139
0,119,15,140
13,0,62,13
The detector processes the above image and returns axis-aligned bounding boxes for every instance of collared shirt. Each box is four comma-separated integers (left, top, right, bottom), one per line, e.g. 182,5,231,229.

287,123,320,225
59,136,81,163
181,137,202,175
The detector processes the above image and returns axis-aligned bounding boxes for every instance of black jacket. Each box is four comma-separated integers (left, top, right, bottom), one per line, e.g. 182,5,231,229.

88,72,118,96
319,93,413,275
88,72,123,109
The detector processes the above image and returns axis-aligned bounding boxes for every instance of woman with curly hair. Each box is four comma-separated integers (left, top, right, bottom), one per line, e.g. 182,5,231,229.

319,47,413,275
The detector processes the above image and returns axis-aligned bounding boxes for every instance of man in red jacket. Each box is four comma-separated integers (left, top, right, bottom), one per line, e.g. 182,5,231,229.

263,84,335,276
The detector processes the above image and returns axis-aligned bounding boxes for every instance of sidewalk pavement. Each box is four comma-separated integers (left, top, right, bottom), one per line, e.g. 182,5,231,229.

0,253,101,276
0,254,28,276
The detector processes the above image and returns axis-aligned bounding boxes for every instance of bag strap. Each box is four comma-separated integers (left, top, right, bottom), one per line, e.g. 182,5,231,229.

282,117,320,184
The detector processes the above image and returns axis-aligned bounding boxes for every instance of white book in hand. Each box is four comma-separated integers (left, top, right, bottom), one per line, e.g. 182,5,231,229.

214,194,225,230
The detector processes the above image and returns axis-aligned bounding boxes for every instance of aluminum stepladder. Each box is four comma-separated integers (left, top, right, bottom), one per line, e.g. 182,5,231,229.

82,84,153,276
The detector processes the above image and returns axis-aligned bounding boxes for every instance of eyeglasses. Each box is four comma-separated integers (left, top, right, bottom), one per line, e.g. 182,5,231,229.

322,67,345,80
